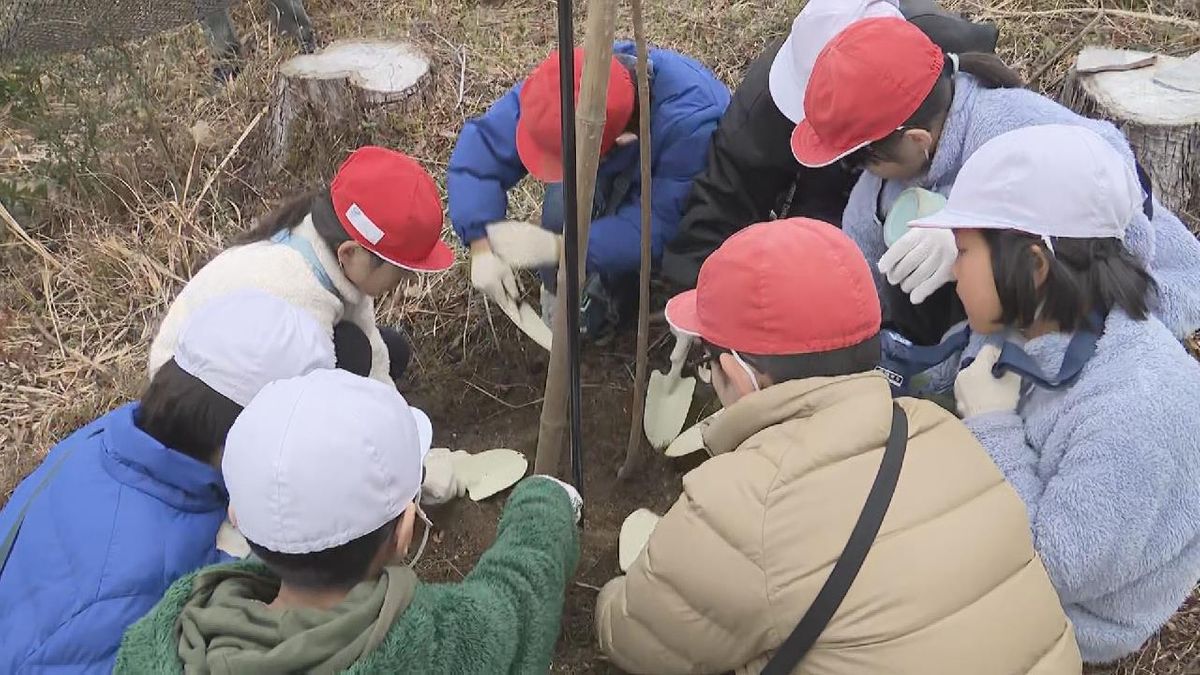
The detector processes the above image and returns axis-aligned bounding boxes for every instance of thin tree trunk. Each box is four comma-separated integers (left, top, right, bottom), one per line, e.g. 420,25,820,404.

533,0,620,475
619,0,653,481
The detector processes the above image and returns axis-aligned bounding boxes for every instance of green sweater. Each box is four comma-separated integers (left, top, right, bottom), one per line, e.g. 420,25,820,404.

115,478,580,674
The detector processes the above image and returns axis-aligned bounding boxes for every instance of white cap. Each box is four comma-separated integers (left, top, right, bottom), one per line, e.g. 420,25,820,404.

222,369,433,554
768,0,902,123
911,124,1142,241
175,290,336,406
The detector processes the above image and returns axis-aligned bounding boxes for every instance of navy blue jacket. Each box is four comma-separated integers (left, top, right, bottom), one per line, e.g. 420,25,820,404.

447,42,730,278
0,404,229,673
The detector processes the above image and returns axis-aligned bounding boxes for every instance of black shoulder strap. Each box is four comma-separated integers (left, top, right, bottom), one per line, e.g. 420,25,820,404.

1135,161,1154,220
761,403,909,675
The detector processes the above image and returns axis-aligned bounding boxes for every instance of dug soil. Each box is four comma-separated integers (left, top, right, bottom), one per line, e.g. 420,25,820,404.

404,322,715,674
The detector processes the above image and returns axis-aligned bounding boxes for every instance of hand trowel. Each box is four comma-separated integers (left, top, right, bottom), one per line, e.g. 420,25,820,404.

644,333,696,450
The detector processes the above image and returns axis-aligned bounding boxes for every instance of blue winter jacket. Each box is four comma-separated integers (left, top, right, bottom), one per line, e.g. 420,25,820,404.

963,311,1200,663
0,403,229,674
447,42,730,278
842,74,1200,339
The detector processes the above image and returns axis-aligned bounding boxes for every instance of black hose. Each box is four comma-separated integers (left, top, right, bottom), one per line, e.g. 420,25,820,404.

556,0,585,504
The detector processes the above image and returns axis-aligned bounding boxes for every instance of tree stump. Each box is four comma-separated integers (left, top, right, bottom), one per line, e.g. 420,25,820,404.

267,39,432,175
1061,47,1200,227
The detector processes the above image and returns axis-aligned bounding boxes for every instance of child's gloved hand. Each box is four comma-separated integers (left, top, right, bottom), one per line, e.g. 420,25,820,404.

421,448,468,506
878,227,957,305
486,220,561,269
534,475,583,524
470,241,521,311
954,345,1021,418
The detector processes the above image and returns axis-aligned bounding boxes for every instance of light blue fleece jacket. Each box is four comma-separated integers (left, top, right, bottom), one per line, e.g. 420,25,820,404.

963,310,1200,663
841,74,1200,339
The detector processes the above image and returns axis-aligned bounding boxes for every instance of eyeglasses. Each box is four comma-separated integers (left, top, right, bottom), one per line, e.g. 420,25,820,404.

686,347,722,384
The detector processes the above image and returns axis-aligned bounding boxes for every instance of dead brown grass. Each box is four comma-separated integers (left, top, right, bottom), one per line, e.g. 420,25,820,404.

2,0,1199,672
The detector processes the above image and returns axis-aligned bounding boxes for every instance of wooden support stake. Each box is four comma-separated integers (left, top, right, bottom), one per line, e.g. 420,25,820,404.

534,0,620,476
619,0,653,481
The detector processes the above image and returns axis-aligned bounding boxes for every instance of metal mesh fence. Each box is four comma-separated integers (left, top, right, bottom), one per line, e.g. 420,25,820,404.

1,0,241,58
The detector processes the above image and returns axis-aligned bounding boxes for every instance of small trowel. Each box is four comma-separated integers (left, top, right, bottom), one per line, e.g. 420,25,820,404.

644,333,696,450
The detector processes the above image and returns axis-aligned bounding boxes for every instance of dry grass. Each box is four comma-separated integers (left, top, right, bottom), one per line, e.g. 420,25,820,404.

1,0,1199,672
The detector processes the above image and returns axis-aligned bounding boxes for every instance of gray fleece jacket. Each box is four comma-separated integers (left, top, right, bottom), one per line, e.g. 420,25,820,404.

841,74,1200,339
964,311,1200,663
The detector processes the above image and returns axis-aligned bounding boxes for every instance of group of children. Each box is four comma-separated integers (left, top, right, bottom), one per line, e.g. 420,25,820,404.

3,0,1200,672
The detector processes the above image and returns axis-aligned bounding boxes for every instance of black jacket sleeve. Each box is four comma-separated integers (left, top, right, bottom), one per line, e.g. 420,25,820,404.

661,39,857,290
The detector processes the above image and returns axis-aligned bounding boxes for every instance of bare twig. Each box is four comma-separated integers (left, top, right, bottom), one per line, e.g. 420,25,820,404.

1028,12,1103,89
983,7,1199,30
187,106,267,221
0,201,64,270
29,317,116,384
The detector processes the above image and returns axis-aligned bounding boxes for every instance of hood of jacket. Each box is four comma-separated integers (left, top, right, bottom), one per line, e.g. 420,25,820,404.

176,563,418,675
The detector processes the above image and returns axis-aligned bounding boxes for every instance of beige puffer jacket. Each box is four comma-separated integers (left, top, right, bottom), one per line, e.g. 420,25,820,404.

148,216,391,384
596,372,1081,675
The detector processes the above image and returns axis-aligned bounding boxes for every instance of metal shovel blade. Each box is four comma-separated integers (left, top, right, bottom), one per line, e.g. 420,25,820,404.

644,367,696,450
498,298,553,351
619,508,661,572
450,448,529,501
664,409,724,458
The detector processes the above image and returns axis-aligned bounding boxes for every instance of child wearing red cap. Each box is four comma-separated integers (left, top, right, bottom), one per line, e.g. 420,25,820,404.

149,146,454,387
595,217,1081,675
791,17,1200,348
447,42,729,343
663,0,999,290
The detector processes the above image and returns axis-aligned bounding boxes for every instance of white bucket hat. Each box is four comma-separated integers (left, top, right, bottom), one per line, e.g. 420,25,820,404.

768,0,902,123
174,290,336,406
222,368,433,554
911,124,1143,242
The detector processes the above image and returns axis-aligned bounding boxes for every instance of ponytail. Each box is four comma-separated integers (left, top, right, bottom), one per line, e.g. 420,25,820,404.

233,186,359,258
956,52,1024,89
235,188,325,246
984,230,1155,332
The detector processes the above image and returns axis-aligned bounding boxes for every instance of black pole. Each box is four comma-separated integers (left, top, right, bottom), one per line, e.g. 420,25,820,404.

556,0,585,501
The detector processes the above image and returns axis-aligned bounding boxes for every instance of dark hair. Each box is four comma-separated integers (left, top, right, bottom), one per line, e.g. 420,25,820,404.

844,53,1024,167
134,360,243,464
704,334,882,384
249,518,399,591
983,230,1156,332
235,188,382,266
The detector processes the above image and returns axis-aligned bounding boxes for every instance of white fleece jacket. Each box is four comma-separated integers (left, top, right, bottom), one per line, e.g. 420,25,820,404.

148,216,391,384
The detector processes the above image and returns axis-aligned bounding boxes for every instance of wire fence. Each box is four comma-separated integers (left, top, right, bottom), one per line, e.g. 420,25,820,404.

1,0,241,58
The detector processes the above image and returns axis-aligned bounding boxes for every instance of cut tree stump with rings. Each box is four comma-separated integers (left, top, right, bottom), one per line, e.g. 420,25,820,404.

1061,47,1200,227
267,39,433,175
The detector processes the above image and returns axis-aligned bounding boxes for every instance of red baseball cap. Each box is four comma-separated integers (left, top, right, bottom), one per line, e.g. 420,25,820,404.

516,48,635,182
791,17,944,168
665,218,881,355
330,146,454,272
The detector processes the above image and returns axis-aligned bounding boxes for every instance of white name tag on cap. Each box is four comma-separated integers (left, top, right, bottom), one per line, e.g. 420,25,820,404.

346,203,385,245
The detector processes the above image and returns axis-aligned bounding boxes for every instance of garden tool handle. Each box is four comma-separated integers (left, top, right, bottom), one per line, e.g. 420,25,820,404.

666,333,692,379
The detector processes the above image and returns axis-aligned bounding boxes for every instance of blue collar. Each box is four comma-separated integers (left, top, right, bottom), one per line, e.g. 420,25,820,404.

881,313,1104,393
101,404,227,513
271,229,343,301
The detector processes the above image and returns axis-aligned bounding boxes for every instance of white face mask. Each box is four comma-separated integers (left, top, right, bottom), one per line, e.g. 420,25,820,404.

406,505,433,568
731,350,761,393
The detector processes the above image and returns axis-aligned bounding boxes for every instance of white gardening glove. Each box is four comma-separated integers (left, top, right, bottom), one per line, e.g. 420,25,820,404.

421,448,468,506
486,220,561,269
470,242,521,312
954,344,1021,418
534,475,583,524
878,227,957,305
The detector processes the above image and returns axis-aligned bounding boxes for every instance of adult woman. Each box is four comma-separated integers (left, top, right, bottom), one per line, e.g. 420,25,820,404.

791,17,1200,345
149,146,453,385
911,124,1200,663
